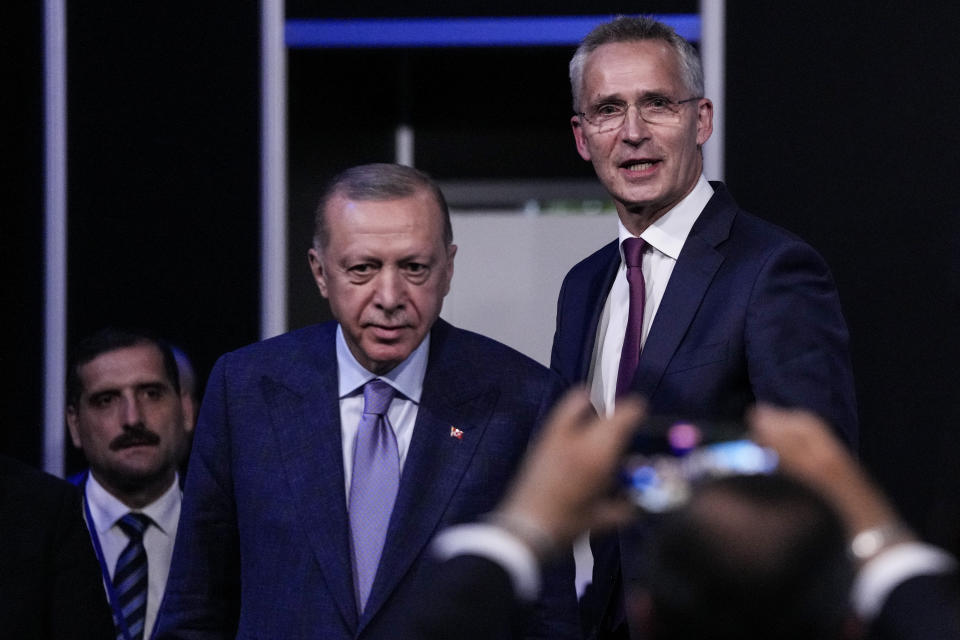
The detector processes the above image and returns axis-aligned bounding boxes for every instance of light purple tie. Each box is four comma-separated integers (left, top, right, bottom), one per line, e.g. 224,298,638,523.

349,379,399,612
616,237,647,397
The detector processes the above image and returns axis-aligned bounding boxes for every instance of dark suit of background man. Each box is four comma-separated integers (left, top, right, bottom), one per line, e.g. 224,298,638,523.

66,328,196,640
154,163,578,639
549,16,858,639
0,453,115,639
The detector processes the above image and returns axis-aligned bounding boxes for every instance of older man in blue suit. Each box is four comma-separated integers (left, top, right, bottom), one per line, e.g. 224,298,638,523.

154,164,578,639
551,16,858,639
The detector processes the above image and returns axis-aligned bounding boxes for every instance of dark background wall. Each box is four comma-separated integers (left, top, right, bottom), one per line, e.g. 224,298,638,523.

4,2,958,551
3,2,45,466
725,3,960,551
3,2,261,471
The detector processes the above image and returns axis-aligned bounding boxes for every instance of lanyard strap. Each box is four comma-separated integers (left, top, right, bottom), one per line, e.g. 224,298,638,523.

81,472,135,640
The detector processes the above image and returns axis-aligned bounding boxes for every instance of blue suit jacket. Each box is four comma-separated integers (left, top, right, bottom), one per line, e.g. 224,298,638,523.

551,183,857,443
550,183,858,637
154,319,578,639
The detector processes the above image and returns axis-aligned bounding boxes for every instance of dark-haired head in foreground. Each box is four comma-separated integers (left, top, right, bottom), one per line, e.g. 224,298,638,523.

628,474,854,640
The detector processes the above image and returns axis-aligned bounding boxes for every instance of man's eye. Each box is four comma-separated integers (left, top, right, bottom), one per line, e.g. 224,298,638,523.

348,264,373,274
593,103,624,118
644,96,671,110
143,387,165,400
405,263,426,273
90,395,115,408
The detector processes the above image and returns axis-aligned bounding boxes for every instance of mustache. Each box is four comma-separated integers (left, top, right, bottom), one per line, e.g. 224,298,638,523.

109,425,161,450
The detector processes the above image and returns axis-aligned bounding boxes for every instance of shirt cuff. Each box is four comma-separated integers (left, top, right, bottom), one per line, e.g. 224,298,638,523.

431,522,542,602
852,541,957,620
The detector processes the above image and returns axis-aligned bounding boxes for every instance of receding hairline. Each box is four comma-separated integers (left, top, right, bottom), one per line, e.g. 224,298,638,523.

67,330,181,409
312,163,453,252
315,186,451,252
569,16,704,112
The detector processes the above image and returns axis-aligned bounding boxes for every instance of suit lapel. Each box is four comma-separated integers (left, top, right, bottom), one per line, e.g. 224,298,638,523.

261,326,359,631
632,186,735,398
359,322,497,628
575,242,620,382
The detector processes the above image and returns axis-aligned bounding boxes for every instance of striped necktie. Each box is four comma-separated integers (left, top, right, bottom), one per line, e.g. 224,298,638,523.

113,512,151,640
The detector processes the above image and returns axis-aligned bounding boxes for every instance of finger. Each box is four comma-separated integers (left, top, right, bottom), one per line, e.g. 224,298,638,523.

543,387,595,436
604,395,646,449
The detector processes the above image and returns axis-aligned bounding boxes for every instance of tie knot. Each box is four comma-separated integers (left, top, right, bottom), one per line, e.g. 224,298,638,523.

117,512,152,540
362,379,396,416
622,237,646,268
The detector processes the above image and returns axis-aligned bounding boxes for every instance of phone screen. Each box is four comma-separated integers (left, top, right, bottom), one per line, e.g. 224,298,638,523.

621,417,778,512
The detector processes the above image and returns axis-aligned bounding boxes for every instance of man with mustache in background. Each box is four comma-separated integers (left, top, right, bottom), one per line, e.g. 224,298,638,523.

67,327,195,640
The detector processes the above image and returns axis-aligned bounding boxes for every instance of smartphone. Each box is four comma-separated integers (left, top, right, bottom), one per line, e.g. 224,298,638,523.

621,417,778,513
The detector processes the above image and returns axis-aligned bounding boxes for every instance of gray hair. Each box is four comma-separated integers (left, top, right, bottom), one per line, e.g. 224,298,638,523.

313,163,453,251
569,16,704,113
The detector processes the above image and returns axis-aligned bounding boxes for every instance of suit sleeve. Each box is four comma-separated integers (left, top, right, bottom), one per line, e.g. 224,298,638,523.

744,240,859,448
154,355,241,640
867,572,960,640
405,554,522,640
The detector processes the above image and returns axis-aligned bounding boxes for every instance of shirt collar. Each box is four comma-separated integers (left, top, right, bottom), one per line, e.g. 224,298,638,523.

618,174,714,260
85,471,181,535
335,323,429,403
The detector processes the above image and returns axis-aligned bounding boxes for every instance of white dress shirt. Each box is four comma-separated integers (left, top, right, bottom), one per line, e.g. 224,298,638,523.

589,175,714,416
432,522,542,602
84,472,182,639
336,324,429,498
852,541,957,620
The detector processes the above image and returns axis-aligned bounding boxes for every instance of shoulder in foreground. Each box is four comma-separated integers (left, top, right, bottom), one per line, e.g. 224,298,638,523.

730,206,808,245
431,319,554,380
215,321,337,366
562,238,620,281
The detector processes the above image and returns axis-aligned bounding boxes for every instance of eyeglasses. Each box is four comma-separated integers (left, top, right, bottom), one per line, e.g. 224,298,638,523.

577,95,702,133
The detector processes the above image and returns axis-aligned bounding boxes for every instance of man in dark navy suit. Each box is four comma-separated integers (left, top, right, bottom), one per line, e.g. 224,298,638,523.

154,163,578,639
551,16,858,638
0,454,115,639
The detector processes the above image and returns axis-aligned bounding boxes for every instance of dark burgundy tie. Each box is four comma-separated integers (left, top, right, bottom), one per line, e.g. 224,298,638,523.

616,237,647,397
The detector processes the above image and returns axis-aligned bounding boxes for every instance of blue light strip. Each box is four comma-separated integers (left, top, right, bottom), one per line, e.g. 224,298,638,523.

286,14,700,48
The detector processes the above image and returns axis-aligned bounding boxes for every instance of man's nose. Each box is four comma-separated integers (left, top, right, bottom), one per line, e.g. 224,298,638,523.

121,394,144,426
374,268,405,310
620,103,651,142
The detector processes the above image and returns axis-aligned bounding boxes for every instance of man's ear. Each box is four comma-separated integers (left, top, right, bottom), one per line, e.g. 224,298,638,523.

180,393,196,434
571,114,593,162
696,98,714,146
66,406,83,449
307,248,330,299
442,244,457,296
